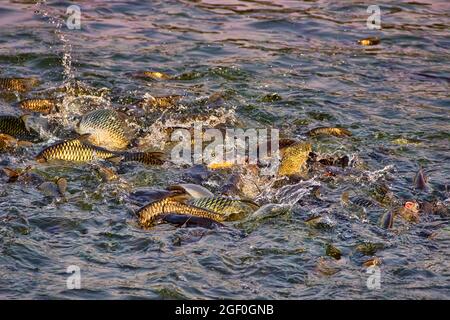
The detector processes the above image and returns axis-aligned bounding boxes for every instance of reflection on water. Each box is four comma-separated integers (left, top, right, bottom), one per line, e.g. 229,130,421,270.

0,0,449,299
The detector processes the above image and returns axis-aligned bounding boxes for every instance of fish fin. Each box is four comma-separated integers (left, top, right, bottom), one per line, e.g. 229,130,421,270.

2,167,19,182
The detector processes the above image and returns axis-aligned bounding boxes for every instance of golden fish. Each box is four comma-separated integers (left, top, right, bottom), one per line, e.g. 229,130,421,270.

138,95,181,109
307,127,352,137
0,77,39,92
134,71,171,80
358,37,380,46
76,109,129,150
18,98,56,114
190,197,260,221
278,141,312,177
36,135,117,163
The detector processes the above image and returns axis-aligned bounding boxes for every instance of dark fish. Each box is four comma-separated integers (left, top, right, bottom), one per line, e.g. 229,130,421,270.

358,37,380,46
38,177,67,197
18,98,57,114
2,166,45,185
220,173,242,196
36,135,117,163
136,197,224,228
0,115,40,141
379,211,394,229
414,167,427,190
325,243,342,260
307,127,352,137
110,151,165,165
162,214,225,229
0,77,39,92
355,242,383,255
318,155,349,168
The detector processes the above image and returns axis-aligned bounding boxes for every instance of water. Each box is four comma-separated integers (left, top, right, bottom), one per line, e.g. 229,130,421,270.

0,0,449,299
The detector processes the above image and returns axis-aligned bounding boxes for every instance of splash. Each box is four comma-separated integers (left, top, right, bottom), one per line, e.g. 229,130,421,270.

34,0,75,85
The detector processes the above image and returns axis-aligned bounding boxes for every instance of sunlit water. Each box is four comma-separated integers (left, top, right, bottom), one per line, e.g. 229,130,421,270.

0,0,449,299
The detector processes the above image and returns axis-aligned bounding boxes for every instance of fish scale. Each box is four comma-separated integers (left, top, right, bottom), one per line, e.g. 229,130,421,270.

0,115,40,141
18,99,56,114
36,137,117,162
121,151,165,165
137,197,224,228
0,77,39,92
278,141,312,176
190,197,260,219
77,109,129,150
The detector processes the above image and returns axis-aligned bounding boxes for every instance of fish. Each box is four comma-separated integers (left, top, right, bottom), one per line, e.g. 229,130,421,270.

325,243,342,260
207,161,235,170
307,127,352,137
190,197,260,221
220,173,242,196
0,77,39,92
350,197,376,208
318,155,349,168
0,133,19,149
93,165,118,182
161,214,225,229
316,257,340,276
414,167,427,190
138,95,182,109
362,257,382,267
358,37,380,46
136,197,224,228
398,201,420,222
355,242,383,256
35,135,118,163
278,141,312,177
379,210,394,229
2,166,45,185
38,177,67,198
76,109,129,150
109,151,165,165
166,184,214,200
305,215,335,230
0,115,40,141
18,98,57,114
133,71,171,80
